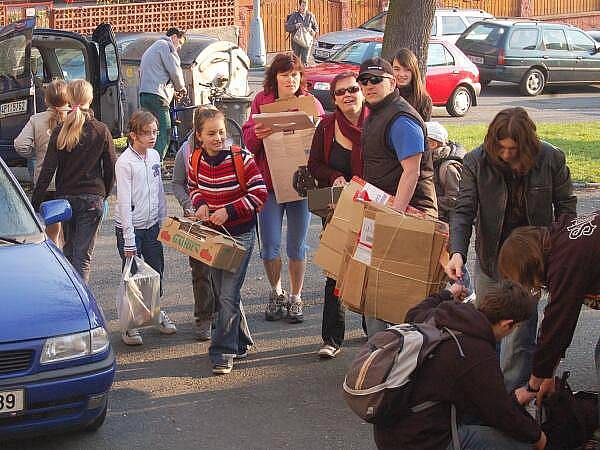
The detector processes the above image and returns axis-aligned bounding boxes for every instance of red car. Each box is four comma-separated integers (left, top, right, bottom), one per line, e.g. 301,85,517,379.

305,37,481,117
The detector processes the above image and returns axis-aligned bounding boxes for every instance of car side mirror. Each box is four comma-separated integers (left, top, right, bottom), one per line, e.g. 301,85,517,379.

40,199,72,225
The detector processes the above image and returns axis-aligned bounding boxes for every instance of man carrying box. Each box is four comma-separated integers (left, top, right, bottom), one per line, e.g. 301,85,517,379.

357,57,438,336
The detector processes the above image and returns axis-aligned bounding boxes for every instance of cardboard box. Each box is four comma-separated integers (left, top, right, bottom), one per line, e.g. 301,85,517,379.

339,256,369,314
364,210,449,324
259,95,320,120
253,111,315,204
307,186,343,218
314,177,393,279
158,217,247,272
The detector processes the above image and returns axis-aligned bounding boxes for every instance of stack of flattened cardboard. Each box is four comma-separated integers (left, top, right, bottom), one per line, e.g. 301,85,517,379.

314,177,393,279
158,217,247,272
321,198,449,325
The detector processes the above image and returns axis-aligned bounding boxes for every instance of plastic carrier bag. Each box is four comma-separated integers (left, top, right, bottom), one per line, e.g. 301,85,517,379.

116,256,161,332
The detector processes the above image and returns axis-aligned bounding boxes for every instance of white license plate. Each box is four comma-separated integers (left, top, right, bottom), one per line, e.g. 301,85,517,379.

0,99,27,118
468,54,484,64
315,49,330,58
0,389,24,414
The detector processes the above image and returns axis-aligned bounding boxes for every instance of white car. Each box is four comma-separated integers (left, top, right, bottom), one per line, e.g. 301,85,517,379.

313,7,494,62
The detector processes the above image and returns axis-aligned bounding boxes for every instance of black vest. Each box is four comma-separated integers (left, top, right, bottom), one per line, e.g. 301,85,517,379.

362,90,438,217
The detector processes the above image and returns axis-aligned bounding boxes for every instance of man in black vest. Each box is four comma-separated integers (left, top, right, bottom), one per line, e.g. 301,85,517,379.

358,57,437,216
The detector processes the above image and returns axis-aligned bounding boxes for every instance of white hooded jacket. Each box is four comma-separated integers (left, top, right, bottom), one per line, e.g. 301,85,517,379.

114,146,166,252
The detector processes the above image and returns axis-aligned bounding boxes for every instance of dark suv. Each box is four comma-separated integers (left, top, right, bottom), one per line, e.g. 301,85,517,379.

456,19,600,95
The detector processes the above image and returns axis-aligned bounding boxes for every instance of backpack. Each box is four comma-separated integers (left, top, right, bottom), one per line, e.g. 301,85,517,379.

190,144,247,194
433,141,465,185
343,321,464,425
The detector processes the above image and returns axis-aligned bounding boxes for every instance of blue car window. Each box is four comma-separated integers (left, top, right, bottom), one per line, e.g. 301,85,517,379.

0,167,40,239
509,29,539,50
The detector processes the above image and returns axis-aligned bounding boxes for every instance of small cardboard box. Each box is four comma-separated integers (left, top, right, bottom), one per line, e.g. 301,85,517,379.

307,186,343,218
158,217,247,272
253,111,316,204
259,95,320,120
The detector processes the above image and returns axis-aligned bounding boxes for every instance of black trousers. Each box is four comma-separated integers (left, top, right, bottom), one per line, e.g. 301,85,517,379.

322,276,345,348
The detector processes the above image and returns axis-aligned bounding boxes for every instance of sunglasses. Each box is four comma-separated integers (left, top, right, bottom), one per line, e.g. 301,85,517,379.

333,85,360,96
358,75,391,86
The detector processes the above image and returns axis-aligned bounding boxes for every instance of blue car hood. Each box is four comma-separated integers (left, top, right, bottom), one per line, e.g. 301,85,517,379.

0,242,90,343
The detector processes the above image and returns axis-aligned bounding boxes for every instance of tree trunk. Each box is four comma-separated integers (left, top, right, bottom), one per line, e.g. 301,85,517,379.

382,0,436,78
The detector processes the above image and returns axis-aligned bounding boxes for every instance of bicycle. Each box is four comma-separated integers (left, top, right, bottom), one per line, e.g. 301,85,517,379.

168,78,246,157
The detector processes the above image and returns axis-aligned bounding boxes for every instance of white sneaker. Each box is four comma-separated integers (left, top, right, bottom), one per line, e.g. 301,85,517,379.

122,329,143,346
318,344,341,359
158,311,177,335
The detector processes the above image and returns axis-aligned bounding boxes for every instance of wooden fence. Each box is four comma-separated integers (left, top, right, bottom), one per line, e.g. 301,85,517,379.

532,0,600,16
260,0,380,53
437,0,519,17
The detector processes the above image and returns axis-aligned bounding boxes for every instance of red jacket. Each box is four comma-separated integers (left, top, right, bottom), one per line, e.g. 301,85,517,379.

242,90,325,191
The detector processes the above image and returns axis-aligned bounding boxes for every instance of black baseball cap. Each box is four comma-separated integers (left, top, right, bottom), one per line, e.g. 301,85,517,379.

166,27,186,39
358,57,394,79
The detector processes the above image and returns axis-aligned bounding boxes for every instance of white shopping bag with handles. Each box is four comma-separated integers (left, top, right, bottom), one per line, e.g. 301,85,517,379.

116,256,161,332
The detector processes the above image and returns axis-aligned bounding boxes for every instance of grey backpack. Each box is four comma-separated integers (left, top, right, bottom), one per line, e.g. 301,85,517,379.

343,321,464,447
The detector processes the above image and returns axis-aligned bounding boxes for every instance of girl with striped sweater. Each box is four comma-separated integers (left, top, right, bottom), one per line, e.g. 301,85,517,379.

187,106,268,374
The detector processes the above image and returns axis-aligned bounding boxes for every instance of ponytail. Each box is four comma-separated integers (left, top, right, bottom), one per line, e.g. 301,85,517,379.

57,79,93,152
44,79,69,132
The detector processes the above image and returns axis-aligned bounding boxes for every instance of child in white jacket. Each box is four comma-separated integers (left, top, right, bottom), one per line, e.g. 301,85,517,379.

114,110,176,345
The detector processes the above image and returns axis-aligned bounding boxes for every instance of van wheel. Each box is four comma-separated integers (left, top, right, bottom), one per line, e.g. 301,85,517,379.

520,68,545,96
446,86,472,117
84,403,107,432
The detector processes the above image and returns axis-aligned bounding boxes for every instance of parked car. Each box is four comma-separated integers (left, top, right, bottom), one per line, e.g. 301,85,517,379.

456,19,600,96
0,18,124,166
0,157,115,438
588,29,600,43
313,7,493,62
306,37,481,117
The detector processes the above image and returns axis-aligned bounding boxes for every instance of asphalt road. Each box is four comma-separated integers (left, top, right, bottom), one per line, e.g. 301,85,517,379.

5,188,599,450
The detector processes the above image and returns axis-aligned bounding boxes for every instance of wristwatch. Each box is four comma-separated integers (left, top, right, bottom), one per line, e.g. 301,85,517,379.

525,382,540,393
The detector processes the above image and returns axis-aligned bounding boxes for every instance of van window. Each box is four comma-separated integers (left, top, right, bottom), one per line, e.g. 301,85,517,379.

543,29,568,51
466,16,486,24
442,16,467,36
509,29,539,50
427,43,455,67
566,30,596,52
55,48,87,81
31,47,45,80
0,35,27,80
431,18,437,36
105,44,119,82
461,23,505,46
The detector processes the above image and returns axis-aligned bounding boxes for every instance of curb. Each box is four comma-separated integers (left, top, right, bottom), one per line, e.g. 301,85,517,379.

573,182,600,189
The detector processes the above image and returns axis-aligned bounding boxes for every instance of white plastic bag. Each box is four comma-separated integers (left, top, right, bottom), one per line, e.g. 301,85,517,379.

116,256,161,332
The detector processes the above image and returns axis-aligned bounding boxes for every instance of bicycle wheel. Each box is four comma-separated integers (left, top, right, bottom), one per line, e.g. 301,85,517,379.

226,118,244,148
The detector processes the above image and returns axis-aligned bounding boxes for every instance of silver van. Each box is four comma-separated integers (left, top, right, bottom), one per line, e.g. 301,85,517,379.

313,7,493,62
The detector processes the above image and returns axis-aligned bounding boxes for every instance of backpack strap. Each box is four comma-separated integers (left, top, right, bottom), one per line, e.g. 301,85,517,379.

191,145,203,181
230,145,247,194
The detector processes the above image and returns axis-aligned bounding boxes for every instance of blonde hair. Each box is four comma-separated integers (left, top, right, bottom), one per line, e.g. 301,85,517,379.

44,79,69,131
192,105,224,149
57,79,93,151
128,110,158,145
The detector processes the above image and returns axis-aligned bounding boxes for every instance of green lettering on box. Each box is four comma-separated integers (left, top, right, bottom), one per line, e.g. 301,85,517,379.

173,234,200,253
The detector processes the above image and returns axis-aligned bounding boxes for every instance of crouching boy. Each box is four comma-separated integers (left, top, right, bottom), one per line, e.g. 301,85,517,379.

374,280,546,450
115,111,177,345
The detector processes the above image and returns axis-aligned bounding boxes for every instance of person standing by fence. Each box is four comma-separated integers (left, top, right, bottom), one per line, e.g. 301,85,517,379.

285,0,318,65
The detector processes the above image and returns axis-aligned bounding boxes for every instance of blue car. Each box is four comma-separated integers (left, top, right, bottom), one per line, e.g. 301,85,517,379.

0,158,115,438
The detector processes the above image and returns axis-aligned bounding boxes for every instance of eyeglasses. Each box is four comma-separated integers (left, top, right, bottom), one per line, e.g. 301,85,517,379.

358,75,391,86
333,85,360,96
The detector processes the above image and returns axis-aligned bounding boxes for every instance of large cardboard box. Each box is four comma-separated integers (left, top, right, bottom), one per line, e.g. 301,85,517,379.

158,217,247,272
307,186,343,218
339,256,369,314
314,177,393,279
253,111,315,204
363,210,449,324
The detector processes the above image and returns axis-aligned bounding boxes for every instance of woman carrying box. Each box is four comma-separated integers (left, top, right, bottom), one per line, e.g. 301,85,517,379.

189,106,268,374
307,71,366,358
242,53,325,324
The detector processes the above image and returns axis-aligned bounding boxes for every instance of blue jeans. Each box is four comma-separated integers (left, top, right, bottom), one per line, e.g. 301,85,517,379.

60,194,104,283
446,425,531,450
115,223,164,295
209,229,255,365
258,192,310,260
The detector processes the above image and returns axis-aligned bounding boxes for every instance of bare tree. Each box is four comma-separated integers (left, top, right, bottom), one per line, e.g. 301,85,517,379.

381,0,436,77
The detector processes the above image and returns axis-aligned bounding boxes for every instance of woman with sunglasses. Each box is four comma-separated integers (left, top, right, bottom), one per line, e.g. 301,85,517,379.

308,71,367,358
242,53,325,324
392,48,433,121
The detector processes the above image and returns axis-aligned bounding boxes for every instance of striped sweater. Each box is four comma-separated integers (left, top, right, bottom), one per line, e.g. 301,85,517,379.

187,147,268,236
